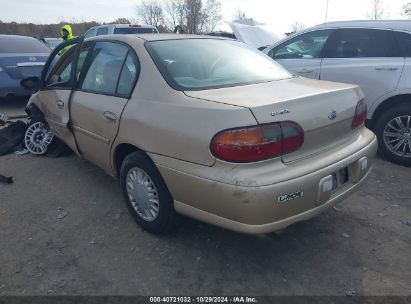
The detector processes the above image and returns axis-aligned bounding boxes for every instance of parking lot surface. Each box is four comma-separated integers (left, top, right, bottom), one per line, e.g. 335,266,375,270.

0,101,410,296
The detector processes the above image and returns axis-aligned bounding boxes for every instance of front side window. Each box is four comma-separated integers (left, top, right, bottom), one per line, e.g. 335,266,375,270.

81,41,135,95
45,47,76,87
146,39,291,91
269,30,332,59
45,41,91,88
96,27,109,36
323,29,402,58
84,28,97,39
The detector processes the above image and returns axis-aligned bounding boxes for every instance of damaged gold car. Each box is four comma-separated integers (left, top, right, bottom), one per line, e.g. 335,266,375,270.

21,34,377,234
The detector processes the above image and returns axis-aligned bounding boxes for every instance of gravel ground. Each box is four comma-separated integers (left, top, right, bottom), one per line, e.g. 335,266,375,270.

0,100,410,296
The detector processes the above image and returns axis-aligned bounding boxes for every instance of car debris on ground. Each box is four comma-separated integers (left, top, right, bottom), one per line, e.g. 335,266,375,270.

0,174,13,184
0,116,27,156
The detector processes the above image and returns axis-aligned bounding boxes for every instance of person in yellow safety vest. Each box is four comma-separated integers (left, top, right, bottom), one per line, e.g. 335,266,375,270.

59,24,74,55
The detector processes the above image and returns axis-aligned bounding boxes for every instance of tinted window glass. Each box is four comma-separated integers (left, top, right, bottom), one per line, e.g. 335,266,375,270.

269,30,332,59
117,53,138,96
96,27,109,36
81,42,128,95
45,44,91,87
75,47,91,81
114,27,158,34
324,29,401,58
46,48,75,87
0,37,51,53
146,39,291,91
395,31,411,57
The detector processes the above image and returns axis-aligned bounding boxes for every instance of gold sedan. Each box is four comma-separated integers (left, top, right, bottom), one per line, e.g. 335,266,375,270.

22,34,377,234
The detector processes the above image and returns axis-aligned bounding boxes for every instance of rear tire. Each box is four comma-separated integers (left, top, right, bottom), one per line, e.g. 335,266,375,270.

374,104,411,167
120,151,179,234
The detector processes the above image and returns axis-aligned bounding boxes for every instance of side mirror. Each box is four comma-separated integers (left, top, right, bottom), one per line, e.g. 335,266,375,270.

20,77,40,92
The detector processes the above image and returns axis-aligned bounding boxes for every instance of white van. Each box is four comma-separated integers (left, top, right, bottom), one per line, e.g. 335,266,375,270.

84,24,158,39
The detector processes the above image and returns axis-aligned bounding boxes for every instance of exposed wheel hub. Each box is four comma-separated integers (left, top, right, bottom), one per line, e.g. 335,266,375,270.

25,121,54,155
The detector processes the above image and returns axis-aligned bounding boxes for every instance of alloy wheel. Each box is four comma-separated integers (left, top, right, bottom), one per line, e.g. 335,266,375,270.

383,115,411,158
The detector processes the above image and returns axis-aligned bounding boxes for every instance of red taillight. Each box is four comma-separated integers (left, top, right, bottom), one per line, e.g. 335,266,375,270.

352,99,367,128
210,122,304,163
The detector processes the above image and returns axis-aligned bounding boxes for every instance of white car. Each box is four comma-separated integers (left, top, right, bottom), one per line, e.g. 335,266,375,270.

264,20,411,166
84,24,158,39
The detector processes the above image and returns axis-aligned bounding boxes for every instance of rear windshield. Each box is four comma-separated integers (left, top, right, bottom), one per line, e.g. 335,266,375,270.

0,37,51,53
114,27,158,34
146,39,291,91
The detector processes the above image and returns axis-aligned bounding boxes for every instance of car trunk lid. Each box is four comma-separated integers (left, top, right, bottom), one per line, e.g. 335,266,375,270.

185,77,364,163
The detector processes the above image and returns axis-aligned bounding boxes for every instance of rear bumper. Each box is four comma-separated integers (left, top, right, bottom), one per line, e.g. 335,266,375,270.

174,164,372,234
154,129,378,234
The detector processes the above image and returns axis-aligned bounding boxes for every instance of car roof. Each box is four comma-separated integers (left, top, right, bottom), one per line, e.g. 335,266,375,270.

113,24,157,28
132,33,225,41
0,34,37,40
87,33,225,43
311,20,411,32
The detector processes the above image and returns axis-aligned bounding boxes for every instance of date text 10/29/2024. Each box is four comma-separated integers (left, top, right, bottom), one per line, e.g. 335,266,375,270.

150,297,258,303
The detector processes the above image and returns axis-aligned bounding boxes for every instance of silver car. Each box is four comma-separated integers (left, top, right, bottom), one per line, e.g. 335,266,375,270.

264,20,411,167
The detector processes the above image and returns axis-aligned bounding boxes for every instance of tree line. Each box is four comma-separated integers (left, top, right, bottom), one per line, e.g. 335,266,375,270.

135,0,222,34
1,0,410,39
0,0,222,38
0,20,101,38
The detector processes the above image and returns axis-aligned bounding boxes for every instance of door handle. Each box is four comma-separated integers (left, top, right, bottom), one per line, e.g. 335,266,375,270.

103,111,117,122
297,69,314,74
375,67,399,71
56,100,64,109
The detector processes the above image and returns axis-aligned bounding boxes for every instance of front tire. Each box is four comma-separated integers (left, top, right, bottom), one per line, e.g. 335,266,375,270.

120,151,179,234
374,104,411,167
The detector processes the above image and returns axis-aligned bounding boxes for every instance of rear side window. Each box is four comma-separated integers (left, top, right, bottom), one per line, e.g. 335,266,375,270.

323,29,402,58
81,41,137,96
84,28,97,39
114,27,158,34
269,30,332,59
0,37,51,53
96,27,109,36
395,31,411,57
117,53,139,95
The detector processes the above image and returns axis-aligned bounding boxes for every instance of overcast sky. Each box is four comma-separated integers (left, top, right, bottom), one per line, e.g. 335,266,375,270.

1,0,408,33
